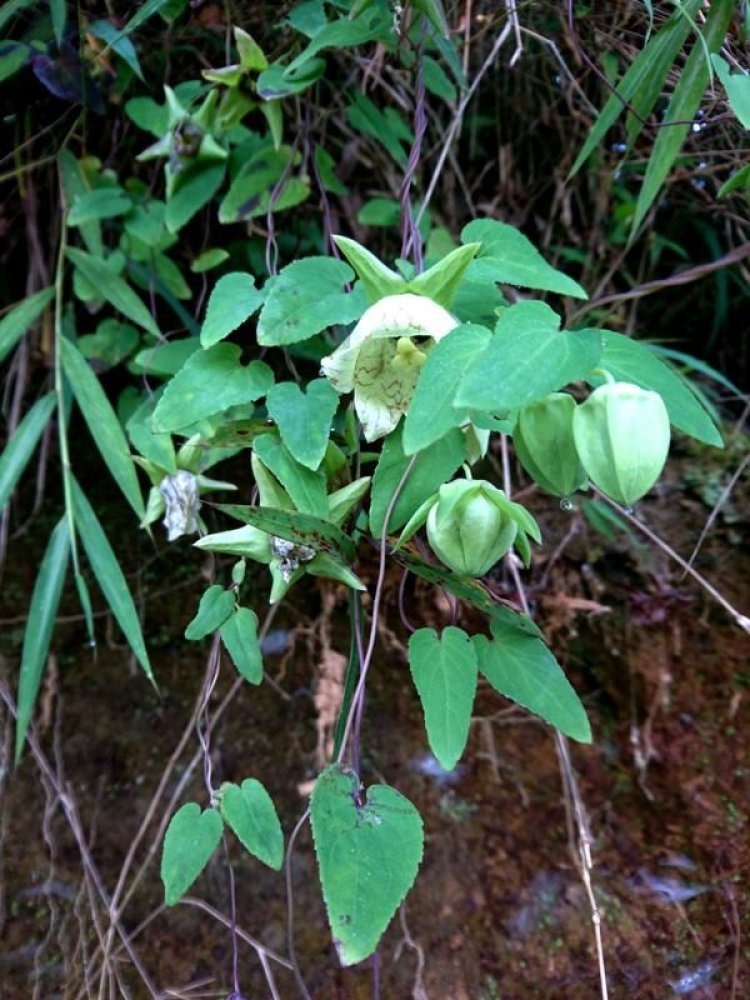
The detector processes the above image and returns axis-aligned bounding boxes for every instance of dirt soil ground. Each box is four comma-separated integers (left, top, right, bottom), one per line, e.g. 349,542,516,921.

0,439,748,1000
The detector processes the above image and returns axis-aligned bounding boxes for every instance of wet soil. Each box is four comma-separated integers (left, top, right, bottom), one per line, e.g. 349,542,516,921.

0,440,748,1000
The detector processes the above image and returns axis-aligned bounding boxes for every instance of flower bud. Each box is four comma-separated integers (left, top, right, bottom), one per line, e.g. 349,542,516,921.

513,393,587,498
572,381,670,506
426,481,518,576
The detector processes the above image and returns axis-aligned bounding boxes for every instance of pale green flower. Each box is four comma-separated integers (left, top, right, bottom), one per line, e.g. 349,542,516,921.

320,293,457,442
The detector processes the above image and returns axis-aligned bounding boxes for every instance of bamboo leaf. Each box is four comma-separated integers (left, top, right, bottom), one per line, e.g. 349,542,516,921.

16,517,70,759
569,0,703,176
631,0,733,235
0,288,54,365
61,338,145,520
66,248,160,336
70,478,154,684
0,393,56,513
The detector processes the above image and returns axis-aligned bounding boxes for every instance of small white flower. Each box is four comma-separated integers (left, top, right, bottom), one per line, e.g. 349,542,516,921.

320,293,457,441
159,470,201,541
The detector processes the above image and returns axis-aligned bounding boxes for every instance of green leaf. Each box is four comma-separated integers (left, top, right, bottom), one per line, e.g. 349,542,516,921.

252,434,328,516
286,10,389,73
200,273,264,348
717,162,750,198
68,187,132,226
59,151,103,256
328,476,371,527
413,0,449,35
266,379,338,470
314,147,347,195
407,244,480,309
212,504,355,562
391,549,542,638
306,552,365,592
631,0,733,235
87,18,144,80
593,330,723,446
165,160,226,233
0,288,54,365
712,54,750,129
403,323,492,454
0,43,28,85
0,393,55,513
569,0,703,174
455,302,601,412
408,627,478,771
152,345,273,432
161,802,223,906
256,58,326,100
219,607,263,684
185,585,236,640
472,625,591,743
357,198,401,227
218,146,305,224
346,92,411,166
78,319,140,368
423,54,456,102
310,764,424,967
0,0,36,36
462,220,588,300
66,248,159,336
50,0,66,43
15,517,70,759
128,395,177,471
369,424,465,536
332,236,406,303
257,257,366,346
70,479,154,684
219,779,283,869
61,338,145,520
191,249,230,273
130,337,201,377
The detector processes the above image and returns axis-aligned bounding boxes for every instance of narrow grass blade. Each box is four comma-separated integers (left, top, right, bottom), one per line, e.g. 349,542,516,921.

0,288,54,364
60,337,145,520
569,0,703,177
631,0,733,235
70,478,154,685
0,393,55,512
16,517,71,759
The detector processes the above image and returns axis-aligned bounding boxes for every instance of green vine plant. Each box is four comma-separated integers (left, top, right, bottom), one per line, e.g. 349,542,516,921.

150,216,728,975
1,0,749,995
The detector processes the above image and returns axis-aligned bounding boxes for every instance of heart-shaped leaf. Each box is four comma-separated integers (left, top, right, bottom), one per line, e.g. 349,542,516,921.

185,585,235,640
461,219,587,300
408,627,477,771
310,764,423,966
200,272,263,348
256,257,366,346
472,623,591,743
220,607,263,684
455,302,601,412
266,378,339,470
161,802,223,906
152,345,273,433
219,779,283,869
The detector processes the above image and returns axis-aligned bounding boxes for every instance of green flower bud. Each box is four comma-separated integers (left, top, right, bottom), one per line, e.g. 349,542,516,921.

513,393,587,498
425,480,537,577
572,381,670,506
